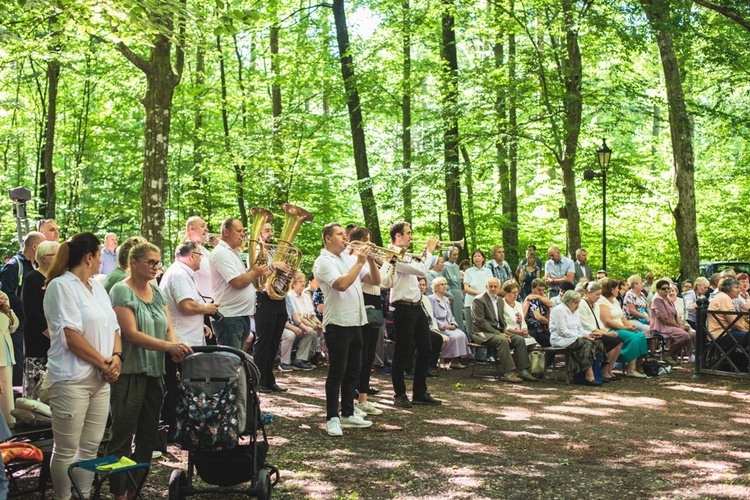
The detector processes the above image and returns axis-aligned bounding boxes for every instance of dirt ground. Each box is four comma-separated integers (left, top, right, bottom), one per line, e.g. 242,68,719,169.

14,363,750,499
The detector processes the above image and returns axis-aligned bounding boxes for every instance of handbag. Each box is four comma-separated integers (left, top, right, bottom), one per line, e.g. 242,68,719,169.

365,306,384,327
530,350,546,376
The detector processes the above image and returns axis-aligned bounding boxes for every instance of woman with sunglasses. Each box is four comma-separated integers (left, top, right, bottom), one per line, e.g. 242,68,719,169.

651,279,694,366
109,242,193,500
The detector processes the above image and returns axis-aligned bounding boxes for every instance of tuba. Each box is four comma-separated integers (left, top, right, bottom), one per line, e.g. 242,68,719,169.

263,203,314,300
246,207,275,283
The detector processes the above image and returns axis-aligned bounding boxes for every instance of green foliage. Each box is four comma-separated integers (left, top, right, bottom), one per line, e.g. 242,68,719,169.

0,0,749,278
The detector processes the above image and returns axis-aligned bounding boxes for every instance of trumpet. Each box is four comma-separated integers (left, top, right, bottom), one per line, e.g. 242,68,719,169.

412,237,465,251
348,241,406,262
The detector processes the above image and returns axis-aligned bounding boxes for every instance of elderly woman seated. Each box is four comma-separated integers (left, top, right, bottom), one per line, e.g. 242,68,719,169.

651,279,695,366
684,276,709,331
577,282,624,381
708,277,750,351
549,291,607,386
597,278,649,378
623,275,650,333
429,277,470,369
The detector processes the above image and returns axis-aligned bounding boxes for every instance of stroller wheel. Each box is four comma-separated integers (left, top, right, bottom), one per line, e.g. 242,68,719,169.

267,464,280,487
169,469,187,500
255,468,271,499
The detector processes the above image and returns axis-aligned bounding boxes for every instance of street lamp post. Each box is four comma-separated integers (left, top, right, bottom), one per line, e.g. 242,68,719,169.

584,139,612,271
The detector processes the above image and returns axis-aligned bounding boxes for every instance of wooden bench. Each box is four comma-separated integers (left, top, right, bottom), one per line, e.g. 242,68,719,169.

533,346,571,384
468,343,502,378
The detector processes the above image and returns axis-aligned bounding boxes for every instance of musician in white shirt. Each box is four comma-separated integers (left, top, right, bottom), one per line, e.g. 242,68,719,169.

382,221,441,408
313,223,381,437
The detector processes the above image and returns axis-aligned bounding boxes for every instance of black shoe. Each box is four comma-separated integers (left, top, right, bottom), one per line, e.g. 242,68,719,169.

427,369,439,377
259,386,272,393
394,394,412,408
366,386,380,395
412,393,442,405
270,384,288,392
404,372,414,380
582,379,603,387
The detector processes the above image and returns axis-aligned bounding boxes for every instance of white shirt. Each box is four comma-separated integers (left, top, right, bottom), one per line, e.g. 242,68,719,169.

382,246,432,303
193,244,212,298
464,266,493,307
209,239,256,317
549,303,589,348
160,260,206,346
503,298,527,332
288,289,316,319
313,248,368,328
43,272,119,384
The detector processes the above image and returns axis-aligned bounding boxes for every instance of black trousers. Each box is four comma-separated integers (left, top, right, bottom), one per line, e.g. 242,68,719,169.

391,303,432,398
254,292,288,387
358,324,380,393
324,324,362,419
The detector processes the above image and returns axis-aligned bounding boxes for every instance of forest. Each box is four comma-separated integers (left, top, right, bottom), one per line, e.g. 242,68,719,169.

1,0,749,280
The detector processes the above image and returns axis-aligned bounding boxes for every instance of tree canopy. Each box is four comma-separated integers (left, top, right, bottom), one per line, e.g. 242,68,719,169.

1,0,749,279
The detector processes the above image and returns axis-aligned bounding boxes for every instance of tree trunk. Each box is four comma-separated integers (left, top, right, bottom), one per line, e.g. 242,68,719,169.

641,0,700,280
332,0,383,246
460,147,476,250
559,0,583,256
402,0,413,225
192,45,211,218
270,23,287,207
217,35,248,226
140,36,178,249
506,6,519,267
39,56,59,219
441,0,467,261
115,2,184,250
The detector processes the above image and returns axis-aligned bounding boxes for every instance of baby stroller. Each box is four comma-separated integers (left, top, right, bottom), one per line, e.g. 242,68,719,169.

169,345,279,499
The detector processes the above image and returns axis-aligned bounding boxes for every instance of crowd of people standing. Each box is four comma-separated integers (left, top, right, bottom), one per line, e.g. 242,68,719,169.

0,215,747,497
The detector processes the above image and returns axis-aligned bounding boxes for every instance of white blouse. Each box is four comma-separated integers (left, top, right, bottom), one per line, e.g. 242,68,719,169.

549,303,589,348
44,272,119,384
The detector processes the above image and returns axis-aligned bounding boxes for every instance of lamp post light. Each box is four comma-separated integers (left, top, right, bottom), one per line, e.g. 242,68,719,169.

584,138,612,271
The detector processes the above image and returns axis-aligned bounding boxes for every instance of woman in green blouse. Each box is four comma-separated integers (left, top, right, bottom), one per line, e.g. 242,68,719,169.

108,242,193,500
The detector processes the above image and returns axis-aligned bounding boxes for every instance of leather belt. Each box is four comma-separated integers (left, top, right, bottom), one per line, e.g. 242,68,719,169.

394,300,421,307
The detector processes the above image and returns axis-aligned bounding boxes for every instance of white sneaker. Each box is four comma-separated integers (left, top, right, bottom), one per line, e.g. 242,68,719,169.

151,450,163,460
326,417,343,436
356,401,383,416
353,406,367,418
339,414,373,428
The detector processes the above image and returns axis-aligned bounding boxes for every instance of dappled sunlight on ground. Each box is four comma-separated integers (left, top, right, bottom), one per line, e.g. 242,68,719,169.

681,398,733,408
423,418,488,431
543,405,625,417
425,435,498,456
497,430,563,439
533,412,581,422
572,392,666,408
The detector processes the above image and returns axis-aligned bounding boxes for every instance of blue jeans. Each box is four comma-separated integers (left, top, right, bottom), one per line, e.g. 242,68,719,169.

212,315,251,350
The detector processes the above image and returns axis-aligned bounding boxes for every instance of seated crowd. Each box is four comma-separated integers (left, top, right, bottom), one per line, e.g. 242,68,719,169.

0,216,747,496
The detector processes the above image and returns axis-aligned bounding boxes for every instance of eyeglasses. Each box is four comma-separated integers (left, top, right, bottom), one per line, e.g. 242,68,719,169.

659,286,670,291
45,253,57,258
191,252,203,258
141,259,162,269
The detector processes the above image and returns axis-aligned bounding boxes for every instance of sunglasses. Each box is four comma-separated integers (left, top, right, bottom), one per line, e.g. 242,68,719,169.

659,286,670,291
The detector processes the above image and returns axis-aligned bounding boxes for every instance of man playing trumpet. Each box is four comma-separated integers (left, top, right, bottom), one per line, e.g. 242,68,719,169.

382,222,442,407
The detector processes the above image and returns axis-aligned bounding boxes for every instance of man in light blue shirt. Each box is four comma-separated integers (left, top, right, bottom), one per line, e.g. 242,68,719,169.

544,245,574,298
100,232,118,275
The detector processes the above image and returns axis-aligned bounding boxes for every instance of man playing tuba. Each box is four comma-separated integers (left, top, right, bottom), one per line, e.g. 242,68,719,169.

208,218,268,351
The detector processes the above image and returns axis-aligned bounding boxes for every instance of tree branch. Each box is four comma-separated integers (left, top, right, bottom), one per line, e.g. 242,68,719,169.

694,0,750,33
115,41,152,74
